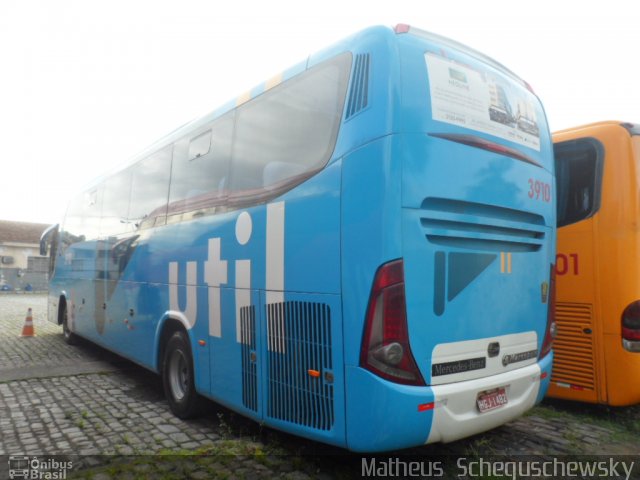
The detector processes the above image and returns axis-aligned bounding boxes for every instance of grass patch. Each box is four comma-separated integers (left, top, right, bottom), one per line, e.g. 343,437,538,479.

530,401,632,434
66,440,302,479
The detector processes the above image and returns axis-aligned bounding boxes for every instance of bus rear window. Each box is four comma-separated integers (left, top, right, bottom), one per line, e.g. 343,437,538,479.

554,138,604,227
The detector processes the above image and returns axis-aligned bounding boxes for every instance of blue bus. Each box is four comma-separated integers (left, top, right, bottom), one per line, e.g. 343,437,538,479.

41,24,556,452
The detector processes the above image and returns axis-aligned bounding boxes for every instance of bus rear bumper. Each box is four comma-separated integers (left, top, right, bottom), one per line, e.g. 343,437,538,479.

344,354,551,452
426,354,551,444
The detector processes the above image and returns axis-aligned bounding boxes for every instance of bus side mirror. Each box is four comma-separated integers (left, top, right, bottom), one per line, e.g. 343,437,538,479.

40,223,59,256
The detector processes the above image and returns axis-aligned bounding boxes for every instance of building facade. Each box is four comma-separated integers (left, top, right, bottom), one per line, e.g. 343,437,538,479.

0,220,50,291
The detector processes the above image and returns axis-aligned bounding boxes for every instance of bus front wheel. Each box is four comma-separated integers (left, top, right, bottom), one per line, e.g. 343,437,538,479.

61,303,77,345
162,330,203,419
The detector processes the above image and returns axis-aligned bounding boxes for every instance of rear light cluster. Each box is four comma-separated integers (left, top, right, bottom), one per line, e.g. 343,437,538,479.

360,260,425,386
539,266,557,359
621,301,640,352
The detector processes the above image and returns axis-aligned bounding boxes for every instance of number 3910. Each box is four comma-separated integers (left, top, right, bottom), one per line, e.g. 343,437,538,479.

528,178,551,202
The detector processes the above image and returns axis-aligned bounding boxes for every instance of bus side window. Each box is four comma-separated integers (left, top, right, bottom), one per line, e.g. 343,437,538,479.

129,146,172,229
61,194,84,247
262,161,307,187
554,138,604,227
63,186,102,245
230,52,351,202
167,112,233,222
100,168,132,237
188,130,212,160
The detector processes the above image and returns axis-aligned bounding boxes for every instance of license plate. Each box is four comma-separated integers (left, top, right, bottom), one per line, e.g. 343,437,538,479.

476,387,508,413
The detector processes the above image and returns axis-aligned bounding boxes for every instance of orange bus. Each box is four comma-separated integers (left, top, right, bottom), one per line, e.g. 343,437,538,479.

549,121,640,405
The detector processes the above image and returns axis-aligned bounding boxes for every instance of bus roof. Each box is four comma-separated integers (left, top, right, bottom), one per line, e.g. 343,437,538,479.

85,23,544,189
553,121,639,137
396,24,532,93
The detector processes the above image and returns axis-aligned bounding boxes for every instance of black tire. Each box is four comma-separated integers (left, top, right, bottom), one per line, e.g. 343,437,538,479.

61,303,78,345
162,330,203,419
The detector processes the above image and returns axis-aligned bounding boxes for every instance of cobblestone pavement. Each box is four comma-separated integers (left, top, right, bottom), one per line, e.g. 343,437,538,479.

1,293,639,478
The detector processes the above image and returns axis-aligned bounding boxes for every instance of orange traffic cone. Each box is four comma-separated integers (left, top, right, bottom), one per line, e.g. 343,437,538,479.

20,308,35,337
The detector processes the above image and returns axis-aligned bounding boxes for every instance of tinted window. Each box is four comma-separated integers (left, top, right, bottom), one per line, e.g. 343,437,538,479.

554,138,604,227
129,146,172,229
101,168,132,236
230,52,351,203
168,113,233,222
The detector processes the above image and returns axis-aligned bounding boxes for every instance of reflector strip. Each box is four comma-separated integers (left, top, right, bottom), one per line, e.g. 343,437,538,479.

307,369,320,378
429,133,542,167
555,382,570,389
418,402,435,412
500,252,512,274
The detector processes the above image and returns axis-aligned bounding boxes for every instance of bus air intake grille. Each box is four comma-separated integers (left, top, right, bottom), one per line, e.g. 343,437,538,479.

551,302,595,391
345,54,370,119
420,197,546,252
266,301,334,431
240,305,258,412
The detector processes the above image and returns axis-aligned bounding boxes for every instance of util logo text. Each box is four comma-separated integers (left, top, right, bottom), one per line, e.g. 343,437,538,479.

168,202,284,346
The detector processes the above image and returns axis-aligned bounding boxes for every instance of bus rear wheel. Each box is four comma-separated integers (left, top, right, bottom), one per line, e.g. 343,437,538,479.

162,330,203,419
61,303,77,345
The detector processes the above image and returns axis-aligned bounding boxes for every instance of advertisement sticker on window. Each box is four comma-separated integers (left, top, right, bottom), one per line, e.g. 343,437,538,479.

425,52,541,152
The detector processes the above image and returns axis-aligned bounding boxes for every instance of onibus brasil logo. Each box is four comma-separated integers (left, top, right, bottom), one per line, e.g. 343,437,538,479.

8,456,72,479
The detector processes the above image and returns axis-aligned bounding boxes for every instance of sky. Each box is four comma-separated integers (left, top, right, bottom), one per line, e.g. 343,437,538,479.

1,0,638,225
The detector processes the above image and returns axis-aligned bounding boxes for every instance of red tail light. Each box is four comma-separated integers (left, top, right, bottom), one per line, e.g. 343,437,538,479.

622,301,640,351
539,266,557,359
360,259,425,386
